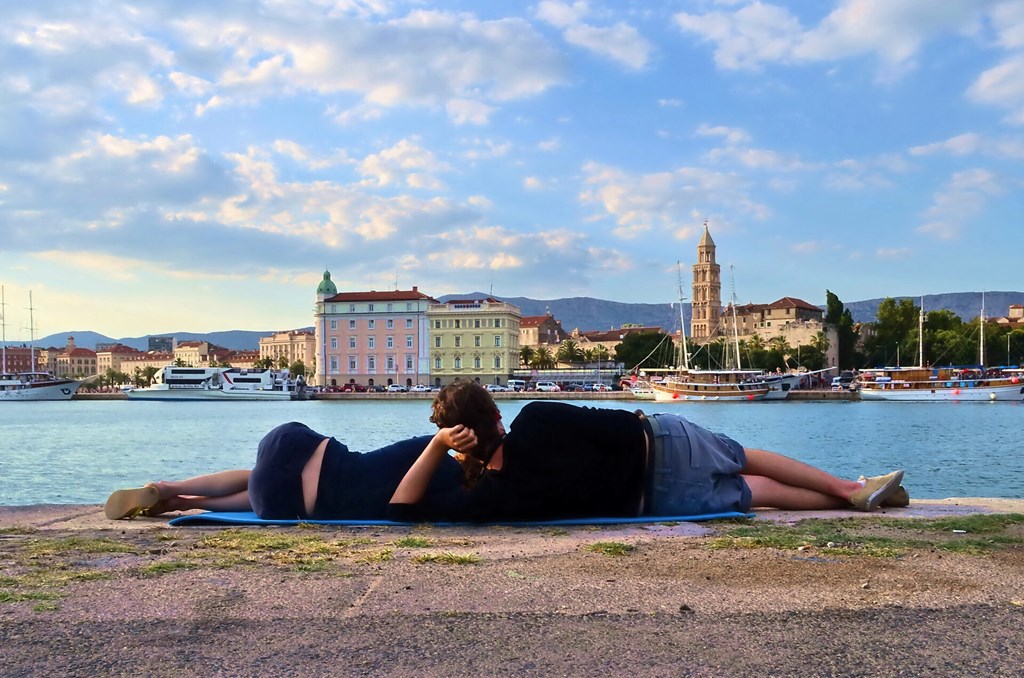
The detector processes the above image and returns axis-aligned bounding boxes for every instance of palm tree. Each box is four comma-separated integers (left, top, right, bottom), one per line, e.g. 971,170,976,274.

532,346,555,370
519,346,536,367
811,331,830,355
142,366,160,386
556,340,583,365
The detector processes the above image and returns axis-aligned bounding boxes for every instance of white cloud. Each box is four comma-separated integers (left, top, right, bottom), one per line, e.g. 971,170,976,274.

537,137,561,151
357,139,450,189
524,176,545,191
917,168,1004,240
579,161,770,239
967,54,1024,125
675,0,997,79
658,98,683,107
446,98,497,125
910,131,1024,158
696,123,751,145
271,140,351,170
536,0,653,70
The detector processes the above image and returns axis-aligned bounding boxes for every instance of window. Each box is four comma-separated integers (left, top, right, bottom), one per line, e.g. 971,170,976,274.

474,335,481,347
329,356,339,372
406,303,412,311
474,357,481,369
349,337,356,349
387,303,393,312
406,319,413,329
368,337,375,349
454,356,462,369
455,319,461,328
330,337,338,349
386,356,395,371
349,304,356,312
368,319,375,330
386,319,394,329
434,356,442,370
455,336,461,348
368,304,374,312
349,319,356,330
348,356,357,371
434,336,441,348
494,356,502,369
495,319,502,327
474,319,480,328
330,319,338,330
367,356,376,371
386,336,394,349
434,320,441,329
494,335,502,347
405,355,413,370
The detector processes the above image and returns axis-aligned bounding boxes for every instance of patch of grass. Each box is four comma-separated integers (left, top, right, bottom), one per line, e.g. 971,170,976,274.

0,590,60,603
393,536,432,548
138,560,200,577
24,536,137,557
33,602,60,612
0,526,36,535
584,541,636,557
412,552,480,565
358,549,393,564
709,514,1024,557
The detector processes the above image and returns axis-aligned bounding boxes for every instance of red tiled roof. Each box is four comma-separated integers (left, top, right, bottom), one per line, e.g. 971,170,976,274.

519,315,560,328
767,297,822,312
326,289,436,303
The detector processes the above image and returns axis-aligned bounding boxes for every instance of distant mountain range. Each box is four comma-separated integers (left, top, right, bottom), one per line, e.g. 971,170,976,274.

16,291,1023,352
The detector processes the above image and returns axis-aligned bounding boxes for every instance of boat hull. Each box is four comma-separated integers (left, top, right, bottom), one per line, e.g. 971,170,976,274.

652,383,768,402
0,379,81,401
126,387,294,401
858,382,1024,402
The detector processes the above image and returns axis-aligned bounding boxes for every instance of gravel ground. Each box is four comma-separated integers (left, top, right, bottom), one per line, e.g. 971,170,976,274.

2,500,1023,677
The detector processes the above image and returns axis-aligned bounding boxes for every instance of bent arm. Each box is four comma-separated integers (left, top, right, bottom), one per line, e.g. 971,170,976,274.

390,425,476,505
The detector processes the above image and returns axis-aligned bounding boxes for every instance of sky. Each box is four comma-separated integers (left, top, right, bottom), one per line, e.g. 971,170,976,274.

2,0,1023,340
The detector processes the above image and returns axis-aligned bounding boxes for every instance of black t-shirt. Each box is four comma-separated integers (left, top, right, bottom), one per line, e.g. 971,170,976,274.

388,402,646,522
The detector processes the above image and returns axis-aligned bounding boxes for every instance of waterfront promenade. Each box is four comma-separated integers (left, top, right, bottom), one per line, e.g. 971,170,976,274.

2,499,1022,675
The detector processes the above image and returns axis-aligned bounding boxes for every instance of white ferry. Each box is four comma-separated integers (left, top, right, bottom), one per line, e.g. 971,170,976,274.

126,366,304,401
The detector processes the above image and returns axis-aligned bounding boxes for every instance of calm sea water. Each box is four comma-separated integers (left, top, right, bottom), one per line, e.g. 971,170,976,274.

1,398,1021,505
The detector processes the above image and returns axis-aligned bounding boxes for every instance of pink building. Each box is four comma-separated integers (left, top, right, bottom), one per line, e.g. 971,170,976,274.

313,271,436,389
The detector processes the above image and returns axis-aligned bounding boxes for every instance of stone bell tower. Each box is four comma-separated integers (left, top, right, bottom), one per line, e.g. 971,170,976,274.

690,222,721,343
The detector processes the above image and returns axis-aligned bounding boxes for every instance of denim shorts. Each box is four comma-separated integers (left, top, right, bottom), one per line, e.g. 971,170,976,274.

646,414,752,516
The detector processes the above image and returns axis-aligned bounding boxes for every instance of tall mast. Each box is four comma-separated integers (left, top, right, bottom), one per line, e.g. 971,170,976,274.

918,297,924,368
676,262,691,371
980,292,986,367
730,265,741,369
27,291,36,373
1,285,6,373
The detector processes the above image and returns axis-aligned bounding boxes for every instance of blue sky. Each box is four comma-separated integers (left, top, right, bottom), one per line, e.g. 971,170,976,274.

2,0,1023,339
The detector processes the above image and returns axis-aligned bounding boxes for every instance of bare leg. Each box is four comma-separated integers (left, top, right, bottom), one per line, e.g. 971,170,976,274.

156,490,252,513
153,470,251,499
146,470,253,515
742,448,863,509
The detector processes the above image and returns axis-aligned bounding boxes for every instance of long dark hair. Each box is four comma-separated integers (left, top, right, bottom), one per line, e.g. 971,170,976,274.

430,381,503,485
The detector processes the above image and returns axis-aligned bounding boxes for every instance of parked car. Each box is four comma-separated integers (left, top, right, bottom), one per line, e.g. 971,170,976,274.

409,384,431,392
583,382,610,392
367,384,387,392
534,381,560,392
340,382,366,393
485,384,508,392
507,379,528,392
386,384,408,392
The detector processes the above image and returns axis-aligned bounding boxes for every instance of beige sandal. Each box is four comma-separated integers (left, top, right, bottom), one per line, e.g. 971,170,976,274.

104,485,160,520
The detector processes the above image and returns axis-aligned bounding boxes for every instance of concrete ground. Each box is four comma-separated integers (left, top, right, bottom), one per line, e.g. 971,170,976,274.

2,498,1023,677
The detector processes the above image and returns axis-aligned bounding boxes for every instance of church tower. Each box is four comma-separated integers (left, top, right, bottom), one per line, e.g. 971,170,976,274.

690,222,722,343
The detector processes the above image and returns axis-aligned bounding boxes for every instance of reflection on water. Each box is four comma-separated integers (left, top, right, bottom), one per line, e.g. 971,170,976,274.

0,398,1021,504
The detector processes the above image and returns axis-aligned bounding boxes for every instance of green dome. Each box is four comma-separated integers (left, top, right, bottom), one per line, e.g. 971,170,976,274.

316,270,337,296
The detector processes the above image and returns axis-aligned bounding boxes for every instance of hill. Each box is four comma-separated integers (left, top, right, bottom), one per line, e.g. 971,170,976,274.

20,291,1023,351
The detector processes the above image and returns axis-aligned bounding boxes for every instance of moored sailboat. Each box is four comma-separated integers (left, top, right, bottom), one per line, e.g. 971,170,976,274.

0,289,82,402
858,296,1024,402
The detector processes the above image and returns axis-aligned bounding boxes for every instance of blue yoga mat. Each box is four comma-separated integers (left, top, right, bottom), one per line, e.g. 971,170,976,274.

169,510,753,527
